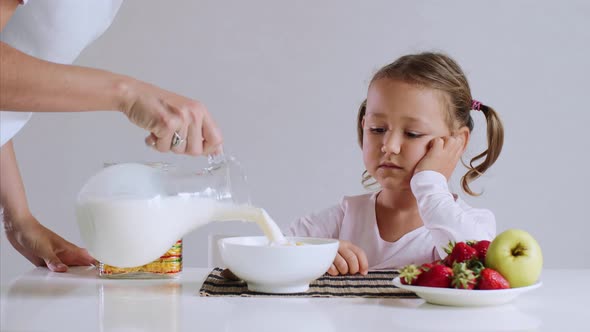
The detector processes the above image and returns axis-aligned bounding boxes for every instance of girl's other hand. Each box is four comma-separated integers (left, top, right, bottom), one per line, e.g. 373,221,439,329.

327,240,368,276
4,215,96,272
414,135,465,180
121,79,223,156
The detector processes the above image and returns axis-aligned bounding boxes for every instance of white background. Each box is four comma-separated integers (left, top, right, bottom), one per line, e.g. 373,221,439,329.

2,0,588,282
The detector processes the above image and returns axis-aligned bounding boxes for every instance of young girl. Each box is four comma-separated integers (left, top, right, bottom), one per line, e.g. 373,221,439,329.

286,52,504,276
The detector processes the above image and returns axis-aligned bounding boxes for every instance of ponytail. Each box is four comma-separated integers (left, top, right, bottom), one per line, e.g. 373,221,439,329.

461,104,504,196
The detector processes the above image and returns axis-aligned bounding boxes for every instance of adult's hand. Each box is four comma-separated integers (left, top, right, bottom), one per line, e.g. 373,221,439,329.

123,80,223,156
4,215,96,272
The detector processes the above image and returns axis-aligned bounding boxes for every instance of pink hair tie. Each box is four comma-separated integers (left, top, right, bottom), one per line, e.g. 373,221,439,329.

471,99,482,111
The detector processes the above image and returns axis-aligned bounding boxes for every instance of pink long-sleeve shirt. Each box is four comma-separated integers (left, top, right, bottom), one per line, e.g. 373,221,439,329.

286,171,496,269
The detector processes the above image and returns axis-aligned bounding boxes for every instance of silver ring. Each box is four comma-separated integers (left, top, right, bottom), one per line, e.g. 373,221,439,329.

171,132,184,148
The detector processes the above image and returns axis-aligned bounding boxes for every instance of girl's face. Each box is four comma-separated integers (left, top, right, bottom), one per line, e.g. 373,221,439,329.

362,78,452,190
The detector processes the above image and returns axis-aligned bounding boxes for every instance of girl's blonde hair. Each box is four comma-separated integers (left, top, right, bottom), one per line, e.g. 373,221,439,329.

357,52,504,196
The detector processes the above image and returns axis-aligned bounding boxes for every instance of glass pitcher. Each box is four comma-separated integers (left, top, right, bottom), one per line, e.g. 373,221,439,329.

76,154,253,270
96,162,183,279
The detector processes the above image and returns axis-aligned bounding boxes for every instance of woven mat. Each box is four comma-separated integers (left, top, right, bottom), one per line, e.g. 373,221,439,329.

199,268,417,298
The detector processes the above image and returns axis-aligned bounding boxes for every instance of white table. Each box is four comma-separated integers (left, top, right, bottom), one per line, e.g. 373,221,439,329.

0,267,586,332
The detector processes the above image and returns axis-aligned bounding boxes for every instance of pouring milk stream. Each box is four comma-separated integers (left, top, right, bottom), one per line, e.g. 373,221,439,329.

76,157,287,268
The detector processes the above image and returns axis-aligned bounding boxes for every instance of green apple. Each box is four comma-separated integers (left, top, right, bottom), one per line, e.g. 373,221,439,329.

485,229,543,288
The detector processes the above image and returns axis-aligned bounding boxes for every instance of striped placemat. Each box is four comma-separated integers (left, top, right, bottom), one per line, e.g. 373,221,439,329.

199,268,417,298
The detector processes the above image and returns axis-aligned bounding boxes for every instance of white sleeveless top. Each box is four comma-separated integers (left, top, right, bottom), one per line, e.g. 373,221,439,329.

0,0,123,146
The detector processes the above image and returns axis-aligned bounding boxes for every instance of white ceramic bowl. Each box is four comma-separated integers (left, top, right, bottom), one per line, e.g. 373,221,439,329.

218,236,339,293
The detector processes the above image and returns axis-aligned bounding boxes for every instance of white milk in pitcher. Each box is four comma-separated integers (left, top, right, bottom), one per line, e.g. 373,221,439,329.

77,195,287,268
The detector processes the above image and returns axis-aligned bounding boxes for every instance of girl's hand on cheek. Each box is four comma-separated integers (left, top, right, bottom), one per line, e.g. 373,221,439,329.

414,135,464,180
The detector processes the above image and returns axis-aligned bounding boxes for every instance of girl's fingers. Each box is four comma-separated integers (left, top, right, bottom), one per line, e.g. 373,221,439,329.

430,137,444,152
349,245,369,275
328,264,339,276
340,248,360,275
333,253,349,275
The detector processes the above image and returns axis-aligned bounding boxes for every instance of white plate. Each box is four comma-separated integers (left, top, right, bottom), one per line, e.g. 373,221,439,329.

392,277,542,307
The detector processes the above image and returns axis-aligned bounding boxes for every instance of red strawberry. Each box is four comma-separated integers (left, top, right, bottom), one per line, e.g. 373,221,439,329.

419,261,438,270
399,264,422,285
430,259,444,266
451,262,478,289
415,264,453,288
469,240,491,262
444,242,478,266
477,268,510,290
399,261,443,285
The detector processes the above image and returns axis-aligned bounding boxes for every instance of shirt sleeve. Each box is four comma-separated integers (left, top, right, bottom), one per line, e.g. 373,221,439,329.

285,202,344,238
410,170,496,259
